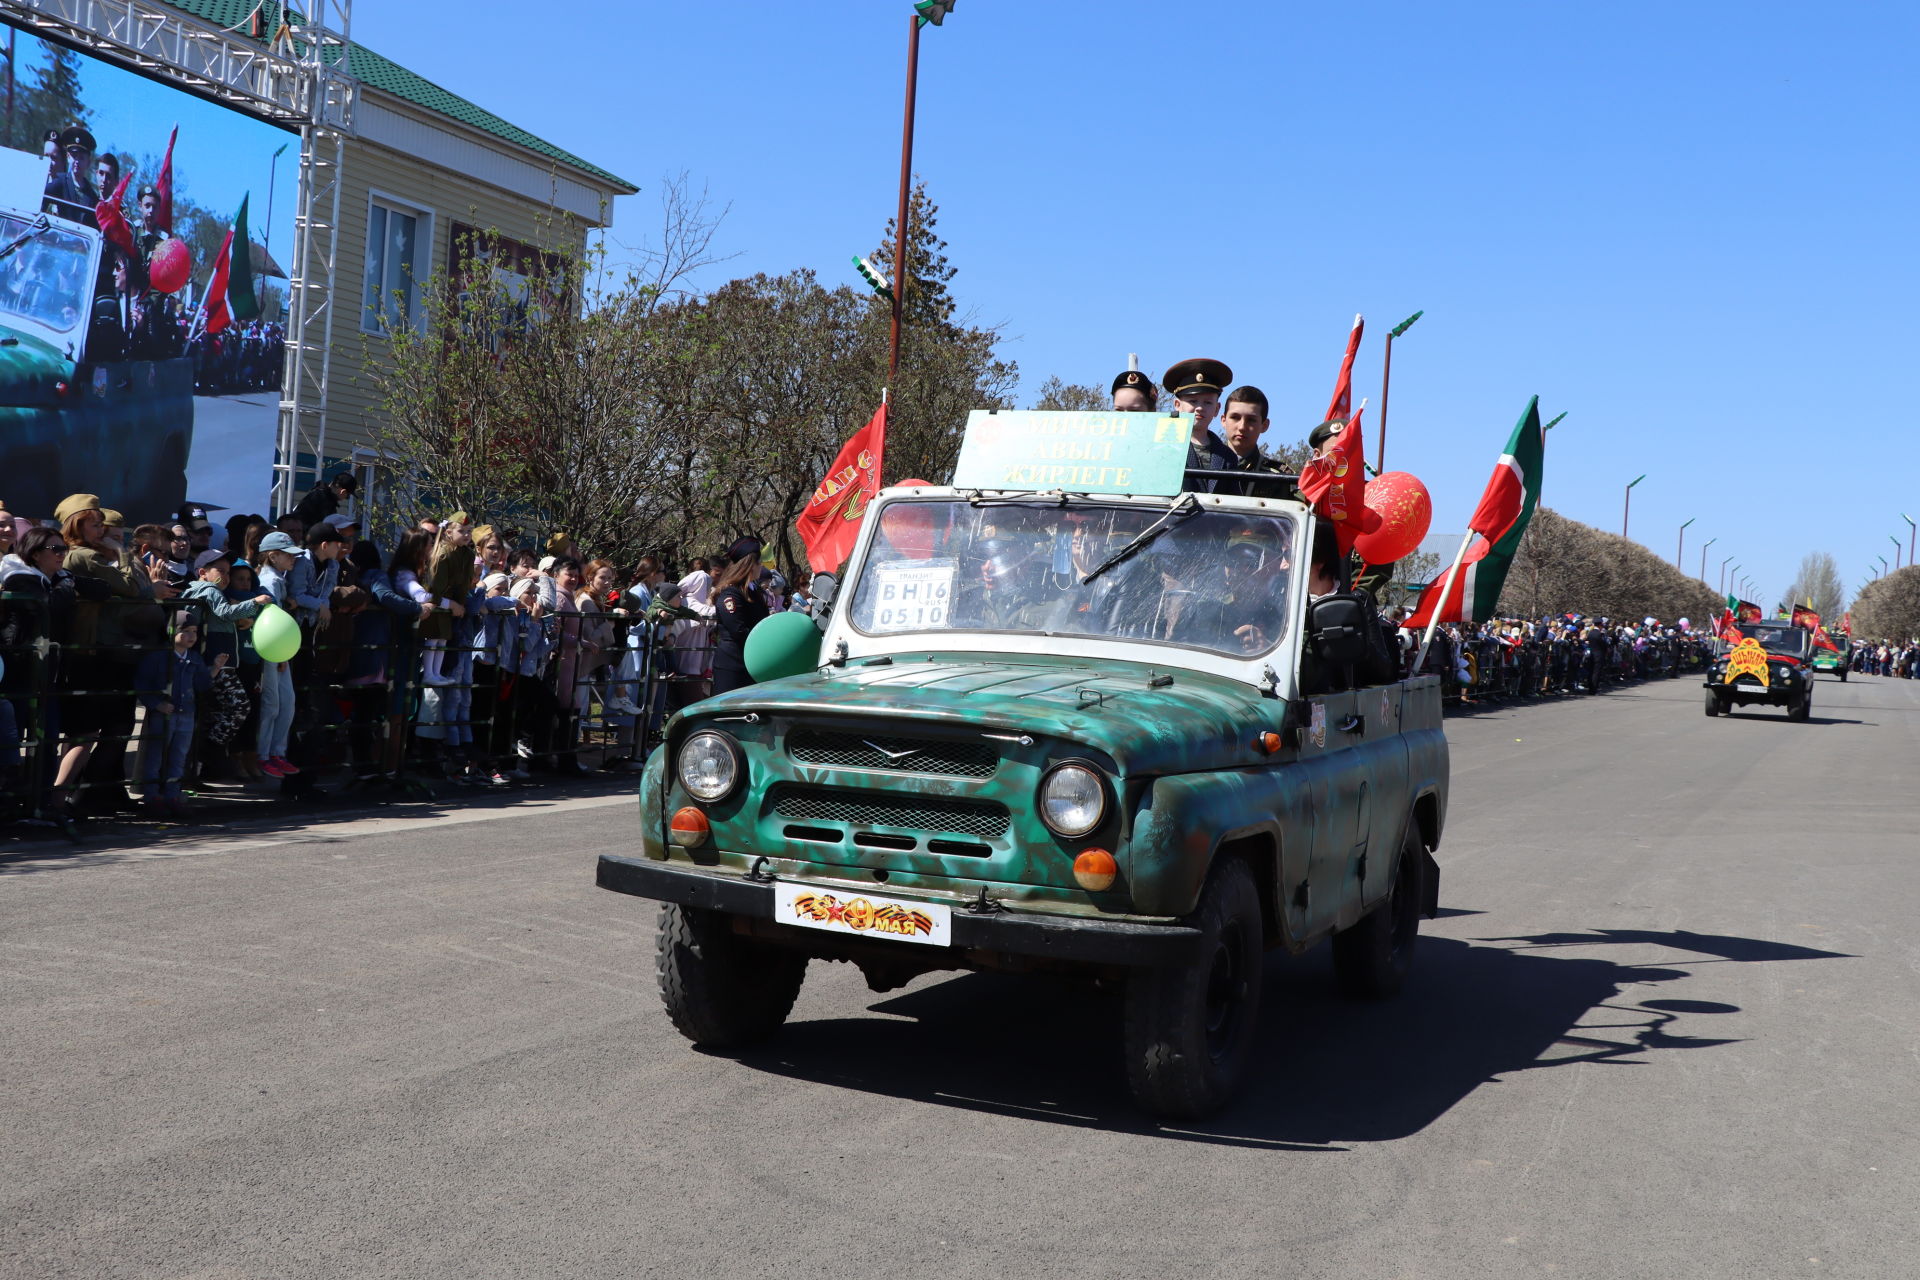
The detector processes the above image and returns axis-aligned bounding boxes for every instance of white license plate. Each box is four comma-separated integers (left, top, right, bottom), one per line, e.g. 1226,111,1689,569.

771,885,951,947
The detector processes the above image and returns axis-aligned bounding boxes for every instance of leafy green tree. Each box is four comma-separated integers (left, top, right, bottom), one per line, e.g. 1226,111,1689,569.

1,38,89,155
1850,566,1920,642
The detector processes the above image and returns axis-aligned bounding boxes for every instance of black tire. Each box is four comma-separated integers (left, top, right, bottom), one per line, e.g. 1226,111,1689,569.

1788,690,1811,722
656,904,807,1049
1123,857,1264,1120
1840,670,1848,682
1704,690,1721,717
1333,826,1424,1000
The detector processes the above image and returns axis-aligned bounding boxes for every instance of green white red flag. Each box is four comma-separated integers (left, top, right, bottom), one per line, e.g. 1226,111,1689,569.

1402,397,1546,628
796,402,886,574
198,194,259,336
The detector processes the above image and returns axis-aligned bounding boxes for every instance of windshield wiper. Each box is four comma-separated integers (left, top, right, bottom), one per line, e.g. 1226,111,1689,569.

0,215,52,264
1081,493,1200,585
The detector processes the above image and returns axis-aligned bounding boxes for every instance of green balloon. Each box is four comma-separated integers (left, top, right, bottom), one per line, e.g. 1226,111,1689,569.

252,603,302,664
743,610,823,683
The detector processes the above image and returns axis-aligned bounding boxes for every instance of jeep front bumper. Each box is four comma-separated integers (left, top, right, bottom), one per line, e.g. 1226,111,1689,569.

596,853,1207,967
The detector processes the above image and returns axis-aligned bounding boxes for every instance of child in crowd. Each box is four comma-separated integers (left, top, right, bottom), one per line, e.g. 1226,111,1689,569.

135,614,214,817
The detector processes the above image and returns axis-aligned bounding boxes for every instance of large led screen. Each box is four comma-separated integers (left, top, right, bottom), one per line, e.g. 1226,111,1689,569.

0,22,294,529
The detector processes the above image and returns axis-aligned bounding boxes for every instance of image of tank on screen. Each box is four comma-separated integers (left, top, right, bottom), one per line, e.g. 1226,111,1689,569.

0,22,294,522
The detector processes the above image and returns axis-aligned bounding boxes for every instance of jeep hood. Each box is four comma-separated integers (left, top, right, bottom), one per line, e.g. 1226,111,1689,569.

691,654,1280,777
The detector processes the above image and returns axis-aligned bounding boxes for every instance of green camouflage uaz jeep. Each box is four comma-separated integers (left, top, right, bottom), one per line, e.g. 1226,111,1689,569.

599,465,1449,1118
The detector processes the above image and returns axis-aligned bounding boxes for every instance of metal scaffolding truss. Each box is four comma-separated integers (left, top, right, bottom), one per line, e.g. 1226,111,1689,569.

0,0,338,124
1,0,355,515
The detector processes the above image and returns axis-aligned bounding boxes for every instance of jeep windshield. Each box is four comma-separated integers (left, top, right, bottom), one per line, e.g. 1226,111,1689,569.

0,213,92,337
845,497,1297,657
1737,623,1812,658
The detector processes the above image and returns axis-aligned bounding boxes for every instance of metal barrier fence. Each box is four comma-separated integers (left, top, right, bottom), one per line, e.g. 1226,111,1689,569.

0,586,724,830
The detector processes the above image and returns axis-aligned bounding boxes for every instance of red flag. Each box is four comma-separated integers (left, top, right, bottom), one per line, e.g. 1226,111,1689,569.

1791,605,1820,632
796,403,886,574
1841,612,1852,634
94,174,135,259
154,125,177,234
1324,313,1363,423
201,226,238,334
1716,609,1742,643
1813,625,1839,652
1735,599,1763,622
1296,405,1381,557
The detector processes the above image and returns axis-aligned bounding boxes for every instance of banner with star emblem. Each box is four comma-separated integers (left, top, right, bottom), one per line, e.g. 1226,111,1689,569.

796,402,887,574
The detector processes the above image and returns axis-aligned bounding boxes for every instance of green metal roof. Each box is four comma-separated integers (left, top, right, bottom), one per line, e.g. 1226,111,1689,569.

159,1,636,192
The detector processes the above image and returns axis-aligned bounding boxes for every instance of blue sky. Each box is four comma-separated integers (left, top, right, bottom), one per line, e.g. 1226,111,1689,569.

351,0,1919,609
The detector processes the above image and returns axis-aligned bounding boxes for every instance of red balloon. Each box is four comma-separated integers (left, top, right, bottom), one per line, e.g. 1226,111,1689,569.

1352,471,1432,564
897,477,933,488
148,237,192,294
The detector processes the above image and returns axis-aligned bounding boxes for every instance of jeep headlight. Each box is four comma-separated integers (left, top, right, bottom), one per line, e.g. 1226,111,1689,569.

1040,762,1108,837
677,730,743,802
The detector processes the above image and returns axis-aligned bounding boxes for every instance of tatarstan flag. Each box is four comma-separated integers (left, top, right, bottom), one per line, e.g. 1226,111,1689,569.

1402,396,1546,628
796,402,886,574
200,194,259,336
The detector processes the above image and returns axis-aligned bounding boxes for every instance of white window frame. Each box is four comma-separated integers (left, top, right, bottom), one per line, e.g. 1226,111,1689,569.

361,190,435,335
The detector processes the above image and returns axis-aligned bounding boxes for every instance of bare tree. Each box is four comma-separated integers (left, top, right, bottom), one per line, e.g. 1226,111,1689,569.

1030,376,1107,411
1782,550,1845,620
1850,566,1920,641
1499,506,1721,621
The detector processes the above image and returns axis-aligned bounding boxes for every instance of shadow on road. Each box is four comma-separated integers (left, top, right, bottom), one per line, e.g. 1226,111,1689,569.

729,926,1851,1150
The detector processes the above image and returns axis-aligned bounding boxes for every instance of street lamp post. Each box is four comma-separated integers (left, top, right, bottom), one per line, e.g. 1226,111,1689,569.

1905,513,1916,566
1890,534,1903,570
1623,474,1646,539
1700,536,1717,583
1677,517,1695,569
1721,555,1734,595
1375,309,1422,473
885,0,956,382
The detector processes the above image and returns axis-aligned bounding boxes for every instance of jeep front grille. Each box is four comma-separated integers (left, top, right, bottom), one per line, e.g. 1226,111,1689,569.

787,728,998,779
769,784,1009,839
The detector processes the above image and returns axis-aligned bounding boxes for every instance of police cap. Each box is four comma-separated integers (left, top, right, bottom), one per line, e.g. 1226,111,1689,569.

1308,418,1346,449
1109,368,1158,399
56,126,95,152
1161,357,1233,398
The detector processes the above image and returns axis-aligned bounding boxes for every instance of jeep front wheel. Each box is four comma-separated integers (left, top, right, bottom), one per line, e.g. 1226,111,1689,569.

1332,825,1424,1000
1704,690,1721,717
656,905,807,1048
1123,857,1263,1120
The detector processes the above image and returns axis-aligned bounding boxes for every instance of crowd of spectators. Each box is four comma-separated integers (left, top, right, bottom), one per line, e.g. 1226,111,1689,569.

0,475,818,832
1402,614,1717,703
1853,641,1919,678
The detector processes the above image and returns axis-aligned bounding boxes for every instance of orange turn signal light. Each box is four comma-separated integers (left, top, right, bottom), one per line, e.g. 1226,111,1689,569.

669,806,711,848
1254,732,1283,754
1073,848,1118,892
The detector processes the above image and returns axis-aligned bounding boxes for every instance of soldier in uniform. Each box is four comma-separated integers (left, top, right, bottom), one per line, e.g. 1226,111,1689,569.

1160,356,1237,491
136,186,168,261
1303,415,1397,602
43,127,100,221
1217,386,1288,495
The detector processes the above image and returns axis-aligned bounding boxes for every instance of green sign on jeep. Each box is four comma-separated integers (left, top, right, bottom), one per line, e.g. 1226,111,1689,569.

598,455,1450,1119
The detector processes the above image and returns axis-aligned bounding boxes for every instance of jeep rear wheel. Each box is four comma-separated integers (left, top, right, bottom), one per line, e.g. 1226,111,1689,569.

656,905,807,1048
1333,825,1424,999
1123,857,1263,1120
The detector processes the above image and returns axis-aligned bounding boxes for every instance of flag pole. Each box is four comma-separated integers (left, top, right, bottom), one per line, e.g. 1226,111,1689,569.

1414,530,1477,672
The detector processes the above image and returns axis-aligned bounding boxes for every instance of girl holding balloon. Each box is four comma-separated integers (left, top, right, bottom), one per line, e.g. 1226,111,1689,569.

252,532,305,778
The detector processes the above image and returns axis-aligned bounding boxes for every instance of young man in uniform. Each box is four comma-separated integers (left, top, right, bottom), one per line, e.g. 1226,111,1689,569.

1218,386,1287,495
1160,356,1237,491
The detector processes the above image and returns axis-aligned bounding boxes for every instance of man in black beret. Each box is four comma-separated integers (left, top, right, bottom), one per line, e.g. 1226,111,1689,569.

1160,356,1237,493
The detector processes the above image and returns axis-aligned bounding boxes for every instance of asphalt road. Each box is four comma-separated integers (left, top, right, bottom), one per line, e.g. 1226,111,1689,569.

4,671,1916,1279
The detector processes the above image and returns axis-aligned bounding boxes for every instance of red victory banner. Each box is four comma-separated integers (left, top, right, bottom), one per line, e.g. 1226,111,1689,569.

1297,404,1381,557
1324,313,1363,423
796,402,887,574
